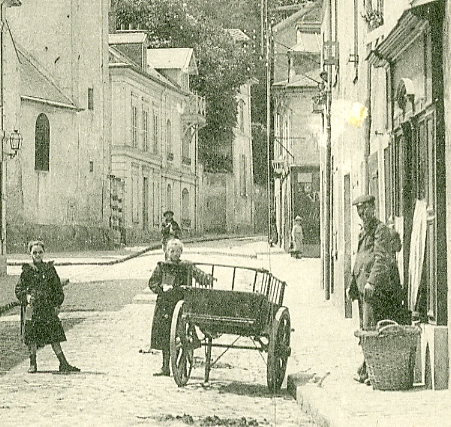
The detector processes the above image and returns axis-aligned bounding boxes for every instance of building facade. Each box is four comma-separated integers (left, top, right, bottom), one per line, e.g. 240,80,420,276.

320,0,450,389
6,0,112,252
109,33,205,244
272,2,322,251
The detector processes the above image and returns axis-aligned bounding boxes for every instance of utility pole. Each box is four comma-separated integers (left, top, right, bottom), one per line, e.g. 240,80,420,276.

265,0,272,247
323,0,333,300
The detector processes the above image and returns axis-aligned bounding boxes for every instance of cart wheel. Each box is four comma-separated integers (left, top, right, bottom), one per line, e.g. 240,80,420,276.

170,300,194,387
267,307,291,392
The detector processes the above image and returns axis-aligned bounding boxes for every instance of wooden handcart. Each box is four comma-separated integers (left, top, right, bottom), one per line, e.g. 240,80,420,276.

168,262,291,392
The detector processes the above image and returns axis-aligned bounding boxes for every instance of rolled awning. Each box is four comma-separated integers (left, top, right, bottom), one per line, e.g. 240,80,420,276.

367,10,429,67
409,0,439,7
367,0,441,67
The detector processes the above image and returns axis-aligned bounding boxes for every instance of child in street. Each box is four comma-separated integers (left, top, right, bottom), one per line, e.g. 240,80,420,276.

290,216,304,259
15,240,80,374
147,239,191,376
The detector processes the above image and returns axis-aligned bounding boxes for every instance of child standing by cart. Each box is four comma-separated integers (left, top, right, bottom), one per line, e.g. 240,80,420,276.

148,239,191,376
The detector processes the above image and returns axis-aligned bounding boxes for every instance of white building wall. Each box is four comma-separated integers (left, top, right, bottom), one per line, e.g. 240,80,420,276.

8,0,111,231
110,61,199,240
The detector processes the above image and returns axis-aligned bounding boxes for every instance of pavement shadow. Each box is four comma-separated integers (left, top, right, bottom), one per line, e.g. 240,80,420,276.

181,378,292,399
218,382,292,399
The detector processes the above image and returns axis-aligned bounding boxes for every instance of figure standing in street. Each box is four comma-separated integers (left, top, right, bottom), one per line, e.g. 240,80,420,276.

346,195,403,384
269,213,278,247
161,210,181,258
15,240,80,374
290,216,304,259
147,239,191,376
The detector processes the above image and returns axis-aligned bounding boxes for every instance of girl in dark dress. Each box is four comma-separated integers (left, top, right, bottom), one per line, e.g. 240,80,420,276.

148,238,191,376
15,240,80,373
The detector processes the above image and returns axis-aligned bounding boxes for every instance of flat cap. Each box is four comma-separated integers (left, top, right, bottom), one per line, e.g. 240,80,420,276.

163,210,174,216
352,194,375,206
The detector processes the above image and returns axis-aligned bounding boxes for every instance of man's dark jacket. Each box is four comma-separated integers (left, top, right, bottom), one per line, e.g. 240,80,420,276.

349,217,404,324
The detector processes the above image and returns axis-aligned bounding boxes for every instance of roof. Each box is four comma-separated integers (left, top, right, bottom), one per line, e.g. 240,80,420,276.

109,32,148,45
273,1,320,32
225,29,250,42
109,46,180,91
147,48,198,75
18,48,77,110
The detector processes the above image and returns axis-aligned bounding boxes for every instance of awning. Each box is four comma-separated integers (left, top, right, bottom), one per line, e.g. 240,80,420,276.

367,10,429,66
367,0,441,66
409,0,439,7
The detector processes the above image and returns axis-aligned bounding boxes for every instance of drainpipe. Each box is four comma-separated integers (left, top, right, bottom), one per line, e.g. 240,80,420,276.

363,62,372,194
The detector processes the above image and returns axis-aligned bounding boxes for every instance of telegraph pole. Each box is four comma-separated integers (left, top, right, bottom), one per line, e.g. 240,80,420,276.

265,0,272,247
323,0,333,300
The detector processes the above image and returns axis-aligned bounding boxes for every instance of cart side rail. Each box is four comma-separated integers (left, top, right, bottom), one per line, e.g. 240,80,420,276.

193,262,287,306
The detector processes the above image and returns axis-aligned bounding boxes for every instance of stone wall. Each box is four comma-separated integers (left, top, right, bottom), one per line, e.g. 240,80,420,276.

7,224,117,253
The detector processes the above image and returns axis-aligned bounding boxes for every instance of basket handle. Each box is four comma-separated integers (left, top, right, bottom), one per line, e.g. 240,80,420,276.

377,319,408,335
376,319,398,330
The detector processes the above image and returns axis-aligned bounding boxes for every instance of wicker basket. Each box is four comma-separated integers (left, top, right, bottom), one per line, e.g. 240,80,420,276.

354,320,421,391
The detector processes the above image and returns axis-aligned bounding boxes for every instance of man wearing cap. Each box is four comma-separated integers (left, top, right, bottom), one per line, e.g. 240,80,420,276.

347,194,403,383
161,210,181,257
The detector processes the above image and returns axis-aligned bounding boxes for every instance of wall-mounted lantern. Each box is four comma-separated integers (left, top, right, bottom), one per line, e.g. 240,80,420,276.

312,94,326,114
323,41,339,66
4,129,22,158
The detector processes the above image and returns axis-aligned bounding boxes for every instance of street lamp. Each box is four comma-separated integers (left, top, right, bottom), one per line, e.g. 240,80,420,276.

1,129,23,159
7,129,22,156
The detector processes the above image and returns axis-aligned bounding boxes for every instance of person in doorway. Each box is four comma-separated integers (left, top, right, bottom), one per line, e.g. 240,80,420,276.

161,210,181,258
148,239,191,376
346,195,403,384
290,216,304,259
15,240,80,374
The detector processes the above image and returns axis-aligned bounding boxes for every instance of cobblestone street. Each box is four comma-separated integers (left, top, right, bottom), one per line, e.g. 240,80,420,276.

0,240,316,427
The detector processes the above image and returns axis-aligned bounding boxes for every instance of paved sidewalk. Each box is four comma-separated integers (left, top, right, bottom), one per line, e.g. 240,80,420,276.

272,257,447,427
5,235,258,266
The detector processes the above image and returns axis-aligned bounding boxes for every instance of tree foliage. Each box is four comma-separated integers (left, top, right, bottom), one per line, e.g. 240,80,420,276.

115,0,314,178
115,0,259,172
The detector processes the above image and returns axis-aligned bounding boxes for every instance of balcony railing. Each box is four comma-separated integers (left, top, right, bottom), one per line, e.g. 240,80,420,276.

186,94,206,116
182,94,206,129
